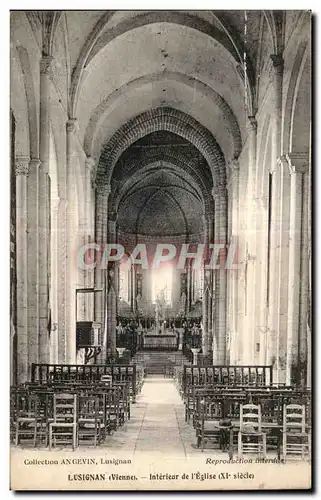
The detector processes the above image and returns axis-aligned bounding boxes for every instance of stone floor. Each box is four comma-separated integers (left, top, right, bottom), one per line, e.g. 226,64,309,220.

101,376,201,458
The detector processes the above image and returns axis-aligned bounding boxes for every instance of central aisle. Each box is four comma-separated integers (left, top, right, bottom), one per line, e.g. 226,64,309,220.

103,377,199,458
134,377,186,456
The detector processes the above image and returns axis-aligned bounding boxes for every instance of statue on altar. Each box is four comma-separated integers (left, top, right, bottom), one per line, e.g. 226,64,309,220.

155,287,167,334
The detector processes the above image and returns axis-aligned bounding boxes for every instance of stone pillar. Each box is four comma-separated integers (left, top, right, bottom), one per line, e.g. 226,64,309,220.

95,183,110,331
38,55,54,364
244,118,258,364
191,348,201,365
226,159,240,364
85,157,95,238
27,158,41,371
50,198,59,364
212,184,228,364
202,215,209,354
131,264,137,314
107,212,117,350
83,157,95,319
285,153,309,385
186,261,191,315
267,54,284,380
66,118,79,364
15,157,29,383
207,214,214,356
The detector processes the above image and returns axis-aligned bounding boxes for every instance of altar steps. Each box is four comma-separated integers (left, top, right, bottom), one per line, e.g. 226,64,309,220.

132,350,190,375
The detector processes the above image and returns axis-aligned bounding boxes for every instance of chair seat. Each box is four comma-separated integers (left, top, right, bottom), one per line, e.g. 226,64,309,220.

17,417,37,423
50,422,77,427
203,420,221,431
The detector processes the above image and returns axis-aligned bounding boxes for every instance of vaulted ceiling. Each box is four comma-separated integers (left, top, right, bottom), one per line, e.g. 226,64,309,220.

32,10,282,239
114,131,207,237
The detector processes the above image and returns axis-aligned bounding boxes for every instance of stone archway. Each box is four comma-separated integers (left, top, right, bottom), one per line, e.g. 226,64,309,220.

95,109,228,362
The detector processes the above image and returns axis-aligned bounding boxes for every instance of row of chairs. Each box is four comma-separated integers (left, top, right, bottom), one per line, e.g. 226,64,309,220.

173,365,311,461
197,400,311,461
185,385,311,424
11,379,133,450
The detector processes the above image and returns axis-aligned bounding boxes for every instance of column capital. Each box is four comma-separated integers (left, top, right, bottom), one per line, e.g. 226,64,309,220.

285,152,309,175
212,184,226,200
40,55,54,77
15,156,30,176
66,118,79,135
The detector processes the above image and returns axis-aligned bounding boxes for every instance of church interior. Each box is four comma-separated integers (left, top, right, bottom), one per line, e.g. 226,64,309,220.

10,10,311,462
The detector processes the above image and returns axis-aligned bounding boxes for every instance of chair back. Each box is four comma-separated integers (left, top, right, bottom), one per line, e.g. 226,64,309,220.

53,393,77,423
240,403,262,432
100,375,112,387
283,404,306,433
78,395,100,420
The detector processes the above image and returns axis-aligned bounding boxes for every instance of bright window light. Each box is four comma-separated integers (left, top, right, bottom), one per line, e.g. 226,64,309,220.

151,265,173,305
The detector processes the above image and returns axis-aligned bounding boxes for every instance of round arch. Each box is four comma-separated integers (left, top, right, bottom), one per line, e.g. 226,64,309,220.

84,71,242,160
96,107,226,189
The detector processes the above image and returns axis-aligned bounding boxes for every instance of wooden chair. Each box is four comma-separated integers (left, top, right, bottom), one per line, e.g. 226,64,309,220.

238,404,267,459
197,395,225,451
282,404,311,461
49,393,77,450
78,395,103,446
15,392,46,447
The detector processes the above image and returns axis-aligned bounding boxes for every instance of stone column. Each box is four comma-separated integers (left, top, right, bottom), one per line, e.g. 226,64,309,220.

66,118,79,364
207,214,214,356
226,159,239,364
202,215,209,354
107,212,117,350
212,184,228,364
83,157,95,319
244,117,258,364
50,198,59,364
285,153,309,385
15,157,29,383
38,55,54,364
95,183,110,330
186,261,191,315
27,158,41,371
57,196,67,363
276,155,291,383
267,54,284,380
85,157,95,239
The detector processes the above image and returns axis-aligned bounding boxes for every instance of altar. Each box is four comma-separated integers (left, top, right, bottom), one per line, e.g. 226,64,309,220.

142,288,178,350
143,331,178,350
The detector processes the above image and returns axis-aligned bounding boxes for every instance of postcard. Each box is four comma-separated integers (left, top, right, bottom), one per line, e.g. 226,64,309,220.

10,9,312,491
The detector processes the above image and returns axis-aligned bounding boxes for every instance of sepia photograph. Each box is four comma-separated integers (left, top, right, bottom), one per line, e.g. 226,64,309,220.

9,8,312,491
